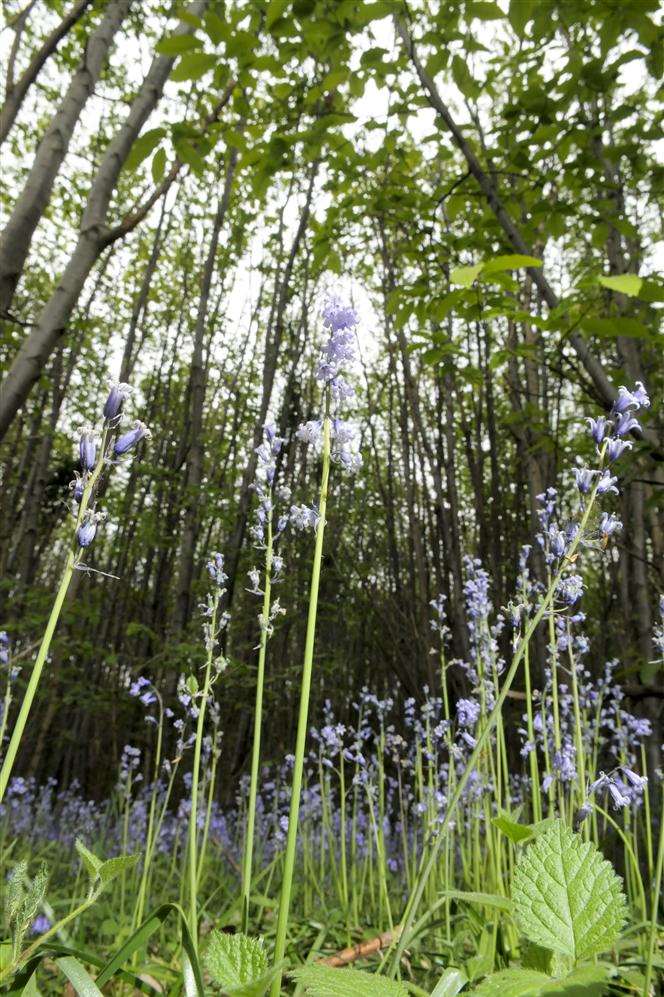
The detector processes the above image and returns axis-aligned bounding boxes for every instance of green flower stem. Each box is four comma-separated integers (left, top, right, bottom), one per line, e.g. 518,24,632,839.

644,783,664,996
386,453,607,977
197,733,220,890
187,595,219,949
270,397,331,997
132,696,165,933
242,508,274,933
0,428,108,804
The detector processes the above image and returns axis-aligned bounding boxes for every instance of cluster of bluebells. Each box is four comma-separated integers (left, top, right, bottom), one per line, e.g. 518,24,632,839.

70,381,151,551
295,294,363,474
247,424,288,636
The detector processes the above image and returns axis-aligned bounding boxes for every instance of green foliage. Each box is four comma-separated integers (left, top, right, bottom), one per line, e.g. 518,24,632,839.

430,966,468,996
512,820,627,962
55,956,104,996
471,965,609,995
75,840,138,894
204,931,279,996
5,861,48,957
290,965,409,996
597,274,643,297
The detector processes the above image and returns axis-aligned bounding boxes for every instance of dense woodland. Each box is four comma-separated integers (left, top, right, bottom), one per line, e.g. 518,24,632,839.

1,0,662,797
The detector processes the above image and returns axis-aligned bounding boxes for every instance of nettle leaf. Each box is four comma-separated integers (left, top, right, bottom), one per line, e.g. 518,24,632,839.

472,965,609,995
290,965,409,996
512,820,627,962
204,932,278,996
597,274,642,297
98,853,138,886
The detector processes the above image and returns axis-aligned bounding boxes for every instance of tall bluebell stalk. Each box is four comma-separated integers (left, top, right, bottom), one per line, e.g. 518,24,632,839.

187,553,228,947
386,381,651,976
271,293,363,995
241,424,287,932
0,384,148,803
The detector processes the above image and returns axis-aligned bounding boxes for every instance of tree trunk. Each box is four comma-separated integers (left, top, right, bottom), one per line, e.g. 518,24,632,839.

0,0,209,442
0,0,92,147
0,0,131,315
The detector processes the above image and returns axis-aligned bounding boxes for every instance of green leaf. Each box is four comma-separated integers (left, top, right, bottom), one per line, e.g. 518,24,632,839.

204,932,279,996
56,956,103,996
75,840,102,879
512,820,627,962
155,34,202,55
450,263,484,287
171,51,217,82
98,854,138,886
481,254,542,275
151,146,166,183
472,965,609,995
290,965,409,996
265,0,290,30
439,888,511,912
492,812,535,844
96,902,204,993
431,966,468,996
597,274,643,297
124,128,166,172
204,10,227,45
580,316,653,340
469,1,504,19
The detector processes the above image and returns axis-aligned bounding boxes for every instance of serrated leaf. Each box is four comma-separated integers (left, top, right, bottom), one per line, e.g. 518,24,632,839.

75,840,102,879
98,854,138,886
472,965,609,995
597,274,642,297
450,263,484,287
290,965,409,996
204,932,277,996
512,820,627,962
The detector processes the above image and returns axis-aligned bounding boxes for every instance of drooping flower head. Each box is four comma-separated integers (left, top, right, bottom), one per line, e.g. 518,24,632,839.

103,382,132,421
79,429,97,471
114,420,151,456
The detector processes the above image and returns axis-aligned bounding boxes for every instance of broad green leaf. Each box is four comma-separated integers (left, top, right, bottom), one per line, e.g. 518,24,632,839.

124,128,165,172
470,1,504,19
155,34,202,55
481,254,542,275
56,956,103,996
265,0,289,30
171,51,217,82
450,263,483,287
204,10,227,45
472,965,608,995
431,966,468,996
512,820,627,961
290,965,409,996
204,932,279,996
75,840,102,879
580,316,653,340
597,274,642,296
98,854,138,886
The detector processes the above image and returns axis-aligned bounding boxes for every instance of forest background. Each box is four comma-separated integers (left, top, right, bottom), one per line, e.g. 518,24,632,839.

0,0,662,798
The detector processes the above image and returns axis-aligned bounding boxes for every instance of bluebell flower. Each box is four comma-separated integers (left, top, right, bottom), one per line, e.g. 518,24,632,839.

557,574,584,606
573,467,595,494
456,698,480,728
30,914,51,935
587,416,608,444
79,430,97,471
290,504,320,531
613,411,641,437
103,382,132,421
207,552,227,587
548,526,567,558
0,631,9,666
599,512,622,537
296,420,323,447
596,470,618,495
114,421,151,455
612,382,650,415
77,516,97,548
605,438,632,462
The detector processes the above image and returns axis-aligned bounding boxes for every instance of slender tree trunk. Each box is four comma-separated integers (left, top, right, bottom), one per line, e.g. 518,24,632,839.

0,0,210,442
0,0,131,315
0,0,92,147
173,150,238,632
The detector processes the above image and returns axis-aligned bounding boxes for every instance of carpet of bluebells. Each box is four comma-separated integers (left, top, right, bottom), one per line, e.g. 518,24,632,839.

0,297,662,994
